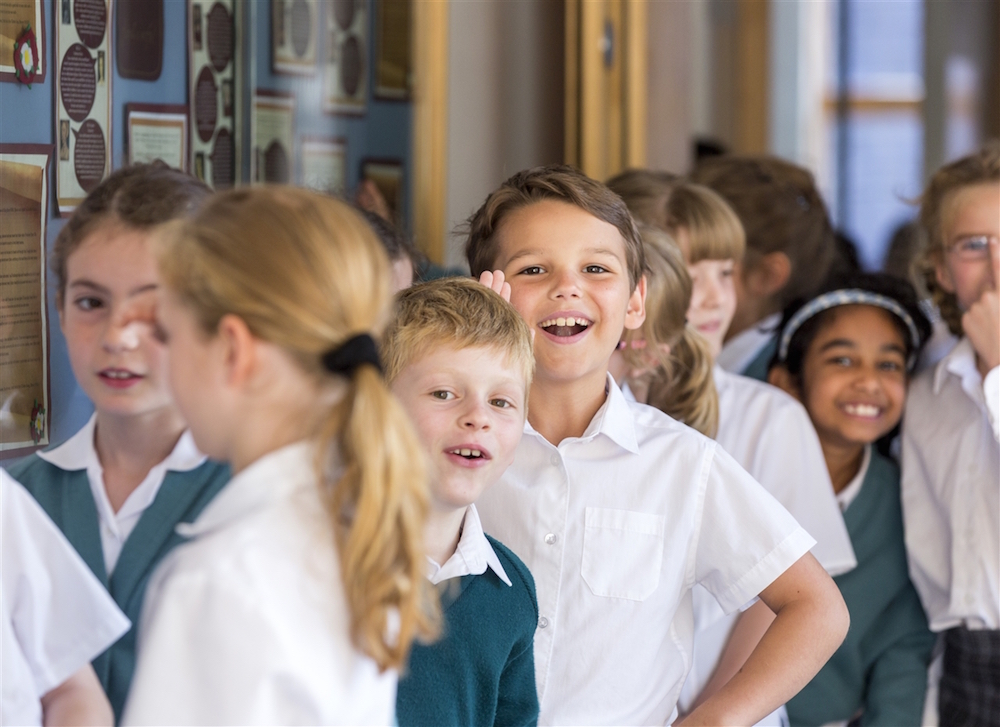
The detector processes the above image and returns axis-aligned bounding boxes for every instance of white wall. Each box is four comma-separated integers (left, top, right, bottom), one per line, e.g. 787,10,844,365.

444,0,564,268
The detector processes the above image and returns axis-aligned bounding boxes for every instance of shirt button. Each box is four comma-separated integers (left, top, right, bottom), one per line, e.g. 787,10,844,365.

544,533,557,545
538,616,550,629
549,454,560,467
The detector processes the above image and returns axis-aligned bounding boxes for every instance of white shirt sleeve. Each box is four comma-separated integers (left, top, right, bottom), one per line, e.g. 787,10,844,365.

984,366,999,442
693,446,817,615
1,471,130,725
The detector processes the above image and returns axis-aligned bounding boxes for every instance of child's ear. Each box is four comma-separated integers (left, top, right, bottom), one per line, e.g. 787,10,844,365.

745,251,792,299
624,274,647,331
217,313,257,387
767,365,801,402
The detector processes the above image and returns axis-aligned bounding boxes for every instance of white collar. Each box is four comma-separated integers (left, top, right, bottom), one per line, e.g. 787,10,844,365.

38,414,206,473
177,441,314,538
836,444,871,512
523,374,639,454
427,504,512,587
717,313,781,373
933,337,982,396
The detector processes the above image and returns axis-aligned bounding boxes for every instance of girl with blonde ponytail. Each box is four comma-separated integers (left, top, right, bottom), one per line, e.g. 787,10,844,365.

122,187,438,725
610,175,856,726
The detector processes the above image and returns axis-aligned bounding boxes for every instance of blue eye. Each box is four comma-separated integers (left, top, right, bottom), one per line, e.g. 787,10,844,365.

951,235,994,260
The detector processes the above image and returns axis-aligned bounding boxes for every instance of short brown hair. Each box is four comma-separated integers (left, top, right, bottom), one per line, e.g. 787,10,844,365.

465,165,645,290
691,155,834,308
53,162,211,305
917,141,1000,336
382,278,534,396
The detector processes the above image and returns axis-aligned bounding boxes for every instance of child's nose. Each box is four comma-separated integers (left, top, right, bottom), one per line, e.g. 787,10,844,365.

460,401,491,430
550,269,582,298
102,300,157,352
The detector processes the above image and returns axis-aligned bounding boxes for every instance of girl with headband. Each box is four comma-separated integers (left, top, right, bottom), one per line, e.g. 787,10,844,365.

122,188,438,724
767,272,936,726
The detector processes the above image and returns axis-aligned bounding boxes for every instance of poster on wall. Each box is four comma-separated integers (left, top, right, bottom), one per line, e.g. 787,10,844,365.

300,137,345,195
324,0,367,114
271,0,318,75
189,0,242,190
0,145,51,456
252,90,295,184
0,0,46,84
374,0,410,100
126,104,188,171
55,0,112,215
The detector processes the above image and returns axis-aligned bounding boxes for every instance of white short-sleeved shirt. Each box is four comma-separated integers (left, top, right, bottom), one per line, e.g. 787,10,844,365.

427,504,511,586
37,414,207,574
676,368,856,723
717,313,781,374
1,470,130,727
122,442,397,726
477,376,815,726
901,338,1000,632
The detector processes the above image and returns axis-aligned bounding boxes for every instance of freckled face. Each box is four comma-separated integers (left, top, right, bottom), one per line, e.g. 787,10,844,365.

493,200,645,389
60,225,176,418
798,306,908,451
391,345,526,512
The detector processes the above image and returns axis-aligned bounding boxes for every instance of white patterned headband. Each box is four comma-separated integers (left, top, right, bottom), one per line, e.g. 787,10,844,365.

777,289,922,368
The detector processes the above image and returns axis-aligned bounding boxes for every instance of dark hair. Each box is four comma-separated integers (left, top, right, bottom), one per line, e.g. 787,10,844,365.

359,209,423,269
465,164,645,290
691,155,835,309
53,161,211,305
770,272,932,381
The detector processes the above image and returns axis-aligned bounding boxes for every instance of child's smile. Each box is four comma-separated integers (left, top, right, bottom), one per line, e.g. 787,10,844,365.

493,200,645,388
798,306,907,450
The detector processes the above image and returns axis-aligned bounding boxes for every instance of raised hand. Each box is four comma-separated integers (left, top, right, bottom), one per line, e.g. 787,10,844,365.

478,269,511,302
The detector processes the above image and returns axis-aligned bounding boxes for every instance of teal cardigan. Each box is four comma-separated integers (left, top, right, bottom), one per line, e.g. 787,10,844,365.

786,450,935,726
5,454,229,722
396,536,539,727
741,335,778,382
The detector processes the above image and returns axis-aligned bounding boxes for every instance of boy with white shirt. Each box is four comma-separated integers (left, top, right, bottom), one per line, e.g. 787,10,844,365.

467,165,849,726
386,278,539,727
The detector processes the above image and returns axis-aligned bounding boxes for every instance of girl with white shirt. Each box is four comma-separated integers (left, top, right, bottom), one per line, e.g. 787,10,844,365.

6,163,230,720
122,187,438,725
903,143,1000,724
607,178,856,726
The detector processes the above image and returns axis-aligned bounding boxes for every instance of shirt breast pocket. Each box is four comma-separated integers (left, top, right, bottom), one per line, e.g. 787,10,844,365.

581,507,665,601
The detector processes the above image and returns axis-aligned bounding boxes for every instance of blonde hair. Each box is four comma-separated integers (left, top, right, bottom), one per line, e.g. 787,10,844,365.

664,182,746,263
917,141,1000,336
157,187,438,671
621,226,719,437
382,278,534,395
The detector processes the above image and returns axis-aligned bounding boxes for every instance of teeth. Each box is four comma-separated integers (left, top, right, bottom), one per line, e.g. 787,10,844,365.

541,317,589,328
450,448,483,458
471,449,481,457
105,371,132,379
845,404,880,417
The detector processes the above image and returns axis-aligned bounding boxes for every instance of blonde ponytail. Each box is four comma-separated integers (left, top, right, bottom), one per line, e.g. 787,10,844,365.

645,325,718,438
623,226,719,437
158,187,438,671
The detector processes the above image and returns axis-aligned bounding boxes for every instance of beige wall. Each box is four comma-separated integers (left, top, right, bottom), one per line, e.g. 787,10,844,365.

646,0,694,175
444,0,564,268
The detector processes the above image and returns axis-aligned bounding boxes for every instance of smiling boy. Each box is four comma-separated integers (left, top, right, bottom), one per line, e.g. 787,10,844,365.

384,278,539,727
467,165,849,726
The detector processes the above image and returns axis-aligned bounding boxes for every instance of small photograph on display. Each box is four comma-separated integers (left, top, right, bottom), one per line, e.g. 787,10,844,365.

192,5,202,50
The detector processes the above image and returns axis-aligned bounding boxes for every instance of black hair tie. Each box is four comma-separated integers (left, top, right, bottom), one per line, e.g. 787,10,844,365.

322,333,382,376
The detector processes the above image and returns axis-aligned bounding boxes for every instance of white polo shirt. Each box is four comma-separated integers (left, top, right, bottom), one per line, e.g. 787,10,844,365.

901,338,1000,631
477,376,815,726
1,470,130,727
37,415,206,574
